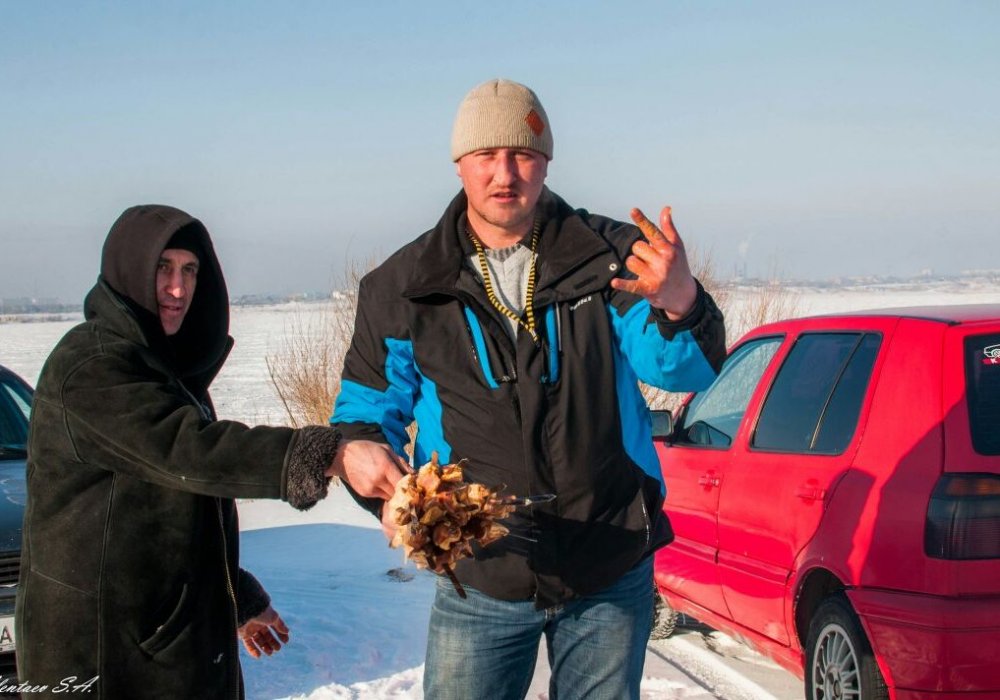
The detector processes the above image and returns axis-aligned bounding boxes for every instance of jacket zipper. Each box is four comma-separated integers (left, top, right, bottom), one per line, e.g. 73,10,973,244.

639,494,652,549
173,378,237,693
217,500,240,700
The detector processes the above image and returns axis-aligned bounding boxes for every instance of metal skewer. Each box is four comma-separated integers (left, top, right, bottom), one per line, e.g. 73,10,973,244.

495,493,557,507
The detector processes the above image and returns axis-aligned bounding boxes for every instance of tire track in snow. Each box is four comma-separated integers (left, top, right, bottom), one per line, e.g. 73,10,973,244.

648,637,782,700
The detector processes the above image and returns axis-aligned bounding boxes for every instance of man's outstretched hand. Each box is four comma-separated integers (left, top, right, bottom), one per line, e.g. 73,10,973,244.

326,439,410,500
610,206,698,320
239,605,290,659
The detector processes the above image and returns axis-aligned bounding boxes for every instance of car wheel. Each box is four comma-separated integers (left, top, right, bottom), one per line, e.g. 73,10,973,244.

650,587,678,640
805,594,887,700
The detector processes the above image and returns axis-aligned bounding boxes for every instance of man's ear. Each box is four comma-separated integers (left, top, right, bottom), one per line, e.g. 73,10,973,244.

455,161,462,178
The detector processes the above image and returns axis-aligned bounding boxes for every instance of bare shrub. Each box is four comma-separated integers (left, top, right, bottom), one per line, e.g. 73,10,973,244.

688,244,730,315
728,278,801,342
265,259,373,428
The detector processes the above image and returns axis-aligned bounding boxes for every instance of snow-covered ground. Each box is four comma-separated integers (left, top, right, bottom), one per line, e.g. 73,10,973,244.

1,284,997,699
234,492,803,700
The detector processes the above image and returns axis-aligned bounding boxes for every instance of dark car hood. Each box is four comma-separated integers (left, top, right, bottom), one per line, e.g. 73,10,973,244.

0,458,26,554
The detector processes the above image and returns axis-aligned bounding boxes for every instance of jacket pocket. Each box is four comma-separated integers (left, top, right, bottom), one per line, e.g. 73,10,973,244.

139,582,194,657
640,472,674,552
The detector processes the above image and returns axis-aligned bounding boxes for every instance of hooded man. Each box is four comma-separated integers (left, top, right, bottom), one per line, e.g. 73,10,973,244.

331,79,727,699
15,204,403,699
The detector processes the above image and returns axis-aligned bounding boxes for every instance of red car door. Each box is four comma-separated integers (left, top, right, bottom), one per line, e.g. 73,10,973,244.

716,328,884,646
656,336,784,618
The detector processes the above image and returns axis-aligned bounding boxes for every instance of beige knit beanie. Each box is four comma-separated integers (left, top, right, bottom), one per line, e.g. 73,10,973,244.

450,78,553,162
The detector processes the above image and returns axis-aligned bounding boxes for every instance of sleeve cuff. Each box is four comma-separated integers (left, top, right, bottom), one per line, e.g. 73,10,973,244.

236,568,271,626
651,280,727,371
284,425,340,510
649,280,709,340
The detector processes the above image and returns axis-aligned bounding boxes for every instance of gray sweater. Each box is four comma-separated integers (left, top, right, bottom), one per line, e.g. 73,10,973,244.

467,242,535,340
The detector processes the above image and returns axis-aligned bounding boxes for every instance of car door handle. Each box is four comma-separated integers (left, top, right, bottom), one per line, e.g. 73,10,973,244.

795,484,827,501
697,473,721,488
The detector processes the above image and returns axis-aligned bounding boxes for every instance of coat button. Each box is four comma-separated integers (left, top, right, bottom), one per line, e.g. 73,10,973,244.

609,263,618,272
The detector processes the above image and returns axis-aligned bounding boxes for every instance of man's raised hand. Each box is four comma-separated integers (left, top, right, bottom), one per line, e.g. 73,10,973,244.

609,206,698,320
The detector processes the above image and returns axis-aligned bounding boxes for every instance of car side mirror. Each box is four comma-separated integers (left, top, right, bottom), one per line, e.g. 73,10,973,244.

651,409,675,441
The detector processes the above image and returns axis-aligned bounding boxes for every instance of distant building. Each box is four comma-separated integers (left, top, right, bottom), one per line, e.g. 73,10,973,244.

0,297,78,315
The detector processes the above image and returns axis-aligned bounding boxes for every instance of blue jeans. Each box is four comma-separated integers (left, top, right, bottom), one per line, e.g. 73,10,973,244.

423,557,654,700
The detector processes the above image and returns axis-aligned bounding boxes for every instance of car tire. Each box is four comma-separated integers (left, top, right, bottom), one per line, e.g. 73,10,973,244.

650,588,678,640
805,594,888,700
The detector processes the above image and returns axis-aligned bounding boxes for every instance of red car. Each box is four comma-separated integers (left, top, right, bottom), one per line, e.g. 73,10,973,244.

652,305,1000,700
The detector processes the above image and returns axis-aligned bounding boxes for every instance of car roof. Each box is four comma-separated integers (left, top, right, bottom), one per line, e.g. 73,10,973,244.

771,303,999,327
0,365,32,387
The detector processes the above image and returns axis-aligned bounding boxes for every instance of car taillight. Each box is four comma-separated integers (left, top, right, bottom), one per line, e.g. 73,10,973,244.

925,474,1000,559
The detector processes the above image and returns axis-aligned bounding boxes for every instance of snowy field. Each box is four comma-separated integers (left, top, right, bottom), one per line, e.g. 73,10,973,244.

1,284,997,699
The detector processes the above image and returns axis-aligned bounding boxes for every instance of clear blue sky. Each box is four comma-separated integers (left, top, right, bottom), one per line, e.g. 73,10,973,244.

2,1,998,300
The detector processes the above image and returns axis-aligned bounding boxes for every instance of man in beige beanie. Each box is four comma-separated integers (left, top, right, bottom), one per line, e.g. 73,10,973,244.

332,78,726,699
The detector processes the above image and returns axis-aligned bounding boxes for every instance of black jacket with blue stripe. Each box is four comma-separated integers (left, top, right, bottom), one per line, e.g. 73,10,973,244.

333,188,725,608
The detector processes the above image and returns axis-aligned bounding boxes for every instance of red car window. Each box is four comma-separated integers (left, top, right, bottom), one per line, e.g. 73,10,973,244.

678,336,782,448
752,333,880,454
965,333,1000,456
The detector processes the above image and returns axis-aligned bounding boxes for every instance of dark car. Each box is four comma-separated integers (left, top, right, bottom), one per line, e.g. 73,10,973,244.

0,365,30,677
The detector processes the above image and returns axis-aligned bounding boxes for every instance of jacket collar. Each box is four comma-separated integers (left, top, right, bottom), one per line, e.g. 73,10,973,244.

403,187,619,302
85,279,157,347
